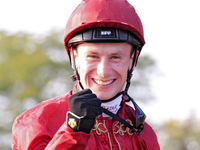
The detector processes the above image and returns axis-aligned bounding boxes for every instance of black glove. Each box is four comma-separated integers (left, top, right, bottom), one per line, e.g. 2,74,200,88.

67,89,102,133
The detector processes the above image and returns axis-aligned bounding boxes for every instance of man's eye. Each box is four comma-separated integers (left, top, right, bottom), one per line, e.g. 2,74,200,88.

88,55,98,59
111,56,120,59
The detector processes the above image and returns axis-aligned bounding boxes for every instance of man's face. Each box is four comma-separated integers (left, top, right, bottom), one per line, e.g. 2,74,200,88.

75,42,134,100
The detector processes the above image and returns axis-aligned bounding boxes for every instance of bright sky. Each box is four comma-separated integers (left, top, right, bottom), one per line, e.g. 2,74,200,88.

1,0,200,124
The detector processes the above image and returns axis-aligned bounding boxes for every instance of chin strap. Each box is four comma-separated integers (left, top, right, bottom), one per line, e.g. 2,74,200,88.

120,46,146,135
123,92,146,133
102,90,146,135
73,85,146,135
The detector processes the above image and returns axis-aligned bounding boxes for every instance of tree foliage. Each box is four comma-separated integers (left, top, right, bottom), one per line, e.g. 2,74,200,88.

157,113,200,150
0,29,155,149
2,29,200,150
0,30,74,149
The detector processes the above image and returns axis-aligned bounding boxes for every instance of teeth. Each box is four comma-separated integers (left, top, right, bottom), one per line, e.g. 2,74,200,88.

94,79,113,85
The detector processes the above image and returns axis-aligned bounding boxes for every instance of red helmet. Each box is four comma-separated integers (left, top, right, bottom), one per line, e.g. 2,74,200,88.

64,0,147,130
64,0,145,60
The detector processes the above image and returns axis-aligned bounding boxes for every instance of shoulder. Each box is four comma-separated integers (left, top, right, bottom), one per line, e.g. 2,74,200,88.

13,90,73,128
12,90,73,149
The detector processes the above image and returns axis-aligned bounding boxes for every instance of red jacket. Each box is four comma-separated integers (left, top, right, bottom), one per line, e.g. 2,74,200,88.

12,89,160,150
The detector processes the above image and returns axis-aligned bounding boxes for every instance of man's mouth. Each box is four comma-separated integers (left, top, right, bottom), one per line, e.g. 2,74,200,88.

93,79,114,85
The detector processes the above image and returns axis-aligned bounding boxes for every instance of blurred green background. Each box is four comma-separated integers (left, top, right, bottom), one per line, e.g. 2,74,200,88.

0,30,200,150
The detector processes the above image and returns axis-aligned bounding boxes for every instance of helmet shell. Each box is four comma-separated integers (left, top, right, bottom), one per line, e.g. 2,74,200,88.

64,0,145,58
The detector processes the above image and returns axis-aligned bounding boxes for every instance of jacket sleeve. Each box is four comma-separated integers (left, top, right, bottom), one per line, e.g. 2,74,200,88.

139,122,160,150
12,93,91,150
12,118,90,150
44,123,90,150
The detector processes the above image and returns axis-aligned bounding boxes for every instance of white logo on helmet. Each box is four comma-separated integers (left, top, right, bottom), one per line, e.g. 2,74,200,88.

101,31,111,36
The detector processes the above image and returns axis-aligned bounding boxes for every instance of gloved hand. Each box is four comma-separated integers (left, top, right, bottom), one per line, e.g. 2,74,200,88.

67,89,102,133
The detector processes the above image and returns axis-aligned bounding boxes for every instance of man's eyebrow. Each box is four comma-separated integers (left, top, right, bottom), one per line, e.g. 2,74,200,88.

84,48,125,55
86,50,99,54
111,52,122,55
110,51,125,56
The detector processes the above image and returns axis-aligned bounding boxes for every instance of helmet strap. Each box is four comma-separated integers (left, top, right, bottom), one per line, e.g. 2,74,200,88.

122,46,146,135
124,47,139,99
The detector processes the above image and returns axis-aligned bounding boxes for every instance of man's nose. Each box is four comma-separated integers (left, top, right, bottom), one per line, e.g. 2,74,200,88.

97,58,111,77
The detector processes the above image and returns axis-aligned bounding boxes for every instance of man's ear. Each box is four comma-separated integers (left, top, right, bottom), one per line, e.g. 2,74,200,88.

71,49,79,70
73,51,79,69
129,50,140,70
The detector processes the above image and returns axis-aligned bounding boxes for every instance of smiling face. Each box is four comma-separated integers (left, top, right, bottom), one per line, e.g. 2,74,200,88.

75,42,135,100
